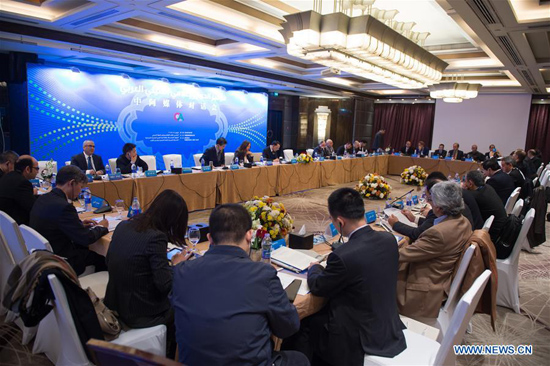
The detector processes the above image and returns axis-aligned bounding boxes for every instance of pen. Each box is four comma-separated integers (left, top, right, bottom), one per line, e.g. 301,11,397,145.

103,214,106,220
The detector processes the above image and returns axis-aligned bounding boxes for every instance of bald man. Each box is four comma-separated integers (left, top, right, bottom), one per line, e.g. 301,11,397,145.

71,140,105,175
0,155,39,225
325,139,335,156
466,145,485,162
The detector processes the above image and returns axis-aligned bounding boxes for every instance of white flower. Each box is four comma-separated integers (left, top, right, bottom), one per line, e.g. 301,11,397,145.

379,193,384,198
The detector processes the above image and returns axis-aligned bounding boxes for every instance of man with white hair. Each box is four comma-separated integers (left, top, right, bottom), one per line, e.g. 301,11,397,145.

396,181,472,319
325,139,335,156
70,140,105,175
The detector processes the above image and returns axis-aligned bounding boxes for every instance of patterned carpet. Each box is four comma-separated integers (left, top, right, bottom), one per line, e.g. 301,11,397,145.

1,177,549,365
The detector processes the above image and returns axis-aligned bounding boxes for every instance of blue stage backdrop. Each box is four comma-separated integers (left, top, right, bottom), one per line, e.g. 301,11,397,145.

27,64,268,169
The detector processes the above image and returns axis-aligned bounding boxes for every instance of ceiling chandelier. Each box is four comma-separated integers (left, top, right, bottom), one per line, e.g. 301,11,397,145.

279,0,448,89
429,82,482,103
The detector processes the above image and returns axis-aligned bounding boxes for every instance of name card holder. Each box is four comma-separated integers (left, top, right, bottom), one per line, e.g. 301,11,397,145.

432,155,439,159
201,166,212,172
91,196,105,209
86,174,94,183
271,238,286,251
266,161,273,166
181,168,192,174
145,170,157,177
319,157,325,161
411,154,419,158
412,195,419,205
337,156,343,160
394,152,401,156
230,164,240,170
291,159,297,164
30,179,40,187
465,158,473,162
365,210,377,224
329,223,339,237
445,157,452,161
108,173,122,181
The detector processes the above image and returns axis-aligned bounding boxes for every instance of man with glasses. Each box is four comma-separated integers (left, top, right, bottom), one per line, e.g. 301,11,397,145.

0,155,39,225
70,140,105,175
0,150,19,179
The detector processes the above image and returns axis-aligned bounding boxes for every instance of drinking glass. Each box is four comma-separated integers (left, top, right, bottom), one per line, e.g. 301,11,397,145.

78,192,85,207
114,200,125,219
188,227,201,254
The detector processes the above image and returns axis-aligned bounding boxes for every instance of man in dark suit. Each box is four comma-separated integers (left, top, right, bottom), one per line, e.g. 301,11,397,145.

70,140,105,175
200,137,227,167
116,143,148,174
513,149,536,179
466,144,485,162
30,166,109,275
0,155,38,225
527,149,542,173
325,139,335,156
464,170,507,243
172,204,308,366
447,142,464,160
312,140,327,158
482,159,515,204
415,141,430,157
501,156,525,189
285,188,406,365
433,144,446,159
400,141,414,156
0,150,19,180
336,142,353,156
371,129,385,151
262,140,283,161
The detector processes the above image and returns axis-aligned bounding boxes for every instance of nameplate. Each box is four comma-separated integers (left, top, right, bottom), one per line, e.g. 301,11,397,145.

230,164,240,170
91,196,106,208
365,210,377,224
266,161,273,166
393,200,404,209
394,152,400,156
108,173,122,181
319,157,325,161
272,238,286,251
412,195,419,205
445,157,452,160
201,166,212,172
181,168,192,174
329,223,339,237
337,156,342,160
465,158,473,162
86,174,94,182
411,154,418,158
30,179,40,187
432,155,439,159
145,170,157,177
291,159,297,164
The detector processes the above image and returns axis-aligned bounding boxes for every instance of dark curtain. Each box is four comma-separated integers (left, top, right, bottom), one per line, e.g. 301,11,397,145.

525,104,550,163
373,103,435,151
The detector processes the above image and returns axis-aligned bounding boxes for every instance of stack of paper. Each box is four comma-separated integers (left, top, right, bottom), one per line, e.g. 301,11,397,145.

92,216,122,232
277,271,310,295
384,208,418,228
271,246,316,273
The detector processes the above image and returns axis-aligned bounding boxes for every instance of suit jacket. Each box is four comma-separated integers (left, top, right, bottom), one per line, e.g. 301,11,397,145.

393,210,437,241
372,131,384,150
508,168,525,189
115,154,149,174
325,145,335,156
433,149,447,159
172,245,299,366
486,170,515,205
308,226,406,365
463,189,484,230
527,186,546,249
517,160,535,179
485,151,500,160
71,152,105,173
469,185,507,243
336,145,353,156
467,151,485,162
262,146,282,161
397,215,472,318
415,147,430,157
200,146,225,167
104,220,171,327
313,146,327,158
447,149,465,160
400,146,414,156
0,169,4,179
0,171,36,225
29,188,108,275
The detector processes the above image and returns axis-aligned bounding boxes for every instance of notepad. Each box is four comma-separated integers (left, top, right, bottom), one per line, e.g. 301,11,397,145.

271,246,315,273
277,271,310,296
384,208,418,228
92,216,122,232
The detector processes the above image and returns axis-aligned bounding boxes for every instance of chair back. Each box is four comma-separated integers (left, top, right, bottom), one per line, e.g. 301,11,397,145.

193,154,202,166
140,156,157,171
306,148,314,156
540,170,550,187
0,211,28,263
536,163,544,177
38,160,58,177
481,215,494,232
508,208,534,263
283,149,294,161
251,152,262,162
511,199,524,217
224,152,235,166
19,224,52,252
162,154,182,170
47,274,93,366
0,233,15,314
87,339,182,366
443,244,476,312
108,158,117,171
435,270,491,366
504,187,521,215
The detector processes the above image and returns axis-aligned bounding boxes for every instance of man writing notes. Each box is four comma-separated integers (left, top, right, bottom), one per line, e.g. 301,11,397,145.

71,140,105,175
262,140,283,161
313,140,327,158
200,137,227,167
433,144,446,159
285,188,406,365
116,143,148,174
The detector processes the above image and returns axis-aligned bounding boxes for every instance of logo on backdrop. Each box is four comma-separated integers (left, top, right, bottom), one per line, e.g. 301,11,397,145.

174,112,184,122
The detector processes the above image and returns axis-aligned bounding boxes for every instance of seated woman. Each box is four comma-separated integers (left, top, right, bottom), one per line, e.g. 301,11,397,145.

234,140,254,164
104,189,190,358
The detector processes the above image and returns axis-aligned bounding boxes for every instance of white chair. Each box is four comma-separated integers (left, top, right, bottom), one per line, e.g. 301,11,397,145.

64,161,71,166
0,211,28,263
19,224,52,253
193,153,202,166
532,177,539,186
504,187,521,215
0,233,15,316
536,163,544,177
540,170,549,187
251,152,262,163
283,149,294,161
38,160,58,177
364,270,491,366
79,271,109,300
511,199,524,217
44,274,167,366
306,148,314,156
108,158,117,172
225,152,235,166
496,208,535,313
140,155,157,171
481,215,494,232
162,154,182,170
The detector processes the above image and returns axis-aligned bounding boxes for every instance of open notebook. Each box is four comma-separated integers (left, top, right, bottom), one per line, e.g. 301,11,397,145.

271,246,317,273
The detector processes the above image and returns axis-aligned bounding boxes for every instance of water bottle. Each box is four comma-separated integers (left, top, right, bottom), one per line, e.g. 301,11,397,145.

170,160,174,171
260,155,264,164
105,164,111,175
235,156,239,165
200,158,205,167
454,173,460,183
406,192,413,210
385,198,392,209
83,188,91,212
131,163,137,178
447,174,452,181
130,197,141,217
261,233,272,264
51,174,56,189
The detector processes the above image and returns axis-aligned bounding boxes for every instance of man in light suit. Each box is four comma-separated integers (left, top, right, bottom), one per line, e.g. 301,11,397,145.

397,181,472,319
70,140,105,175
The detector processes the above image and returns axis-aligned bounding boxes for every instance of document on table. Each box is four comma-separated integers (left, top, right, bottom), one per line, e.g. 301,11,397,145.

384,208,418,228
271,246,315,273
277,271,310,296
92,216,122,232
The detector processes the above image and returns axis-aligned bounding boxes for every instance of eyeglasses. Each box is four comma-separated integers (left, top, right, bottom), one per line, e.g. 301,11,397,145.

32,166,40,171
84,145,95,148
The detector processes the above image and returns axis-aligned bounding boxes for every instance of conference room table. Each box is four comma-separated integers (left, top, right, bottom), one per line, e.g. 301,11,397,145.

86,155,479,213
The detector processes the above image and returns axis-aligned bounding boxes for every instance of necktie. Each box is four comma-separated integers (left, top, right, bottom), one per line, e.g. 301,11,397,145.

453,150,457,159
87,156,93,170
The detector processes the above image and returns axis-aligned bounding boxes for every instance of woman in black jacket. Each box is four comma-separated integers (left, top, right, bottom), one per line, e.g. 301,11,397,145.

234,140,254,164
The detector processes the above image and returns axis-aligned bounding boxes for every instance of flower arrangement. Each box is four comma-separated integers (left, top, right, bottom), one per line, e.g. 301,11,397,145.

243,196,294,249
355,173,392,199
401,165,428,186
40,159,55,180
296,153,313,164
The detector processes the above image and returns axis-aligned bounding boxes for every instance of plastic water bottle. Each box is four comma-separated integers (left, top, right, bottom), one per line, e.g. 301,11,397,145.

385,198,392,209
51,174,56,189
131,163,137,178
447,174,452,181
260,155,264,165
200,158,205,167
83,188,91,212
105,164,111,175
454,173,460,183
130,197,141,217
235,156,239,165
170,160,174,171
406,192,413,210
261,234,272,264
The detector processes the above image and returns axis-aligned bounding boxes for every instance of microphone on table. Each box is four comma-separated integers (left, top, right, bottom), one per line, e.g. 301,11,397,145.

387,189,414,208
91,193,113,214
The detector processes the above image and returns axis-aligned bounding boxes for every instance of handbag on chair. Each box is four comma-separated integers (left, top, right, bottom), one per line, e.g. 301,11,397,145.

85,288,121,341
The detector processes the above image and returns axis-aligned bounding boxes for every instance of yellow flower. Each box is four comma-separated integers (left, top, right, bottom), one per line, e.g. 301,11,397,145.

250,206,258,212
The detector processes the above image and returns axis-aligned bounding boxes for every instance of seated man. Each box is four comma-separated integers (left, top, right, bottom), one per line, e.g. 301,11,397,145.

485,144,501,160
200,137,227,167
70,140,105,175
116,143,148,174
336,142,353,156
352,140,362,154
172,204,308,366
415,141,430,157
527,149,542,172
400,141,414,156
501,156,525,189
285,188,406,365
513,149,535,179
313,140,327,158
433,144,446,159
482,158,515,205
30,166,109,275
447,142,464,160
262,140,283,161
464,170,507,243
397,181,472,319
359,140,368,153
466,144,485,162
0,150,19,179
0,155,38,225
325,139,335,156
